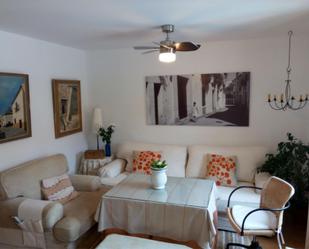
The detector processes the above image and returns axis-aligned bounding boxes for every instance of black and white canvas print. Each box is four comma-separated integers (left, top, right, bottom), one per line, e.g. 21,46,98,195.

146,72,250,126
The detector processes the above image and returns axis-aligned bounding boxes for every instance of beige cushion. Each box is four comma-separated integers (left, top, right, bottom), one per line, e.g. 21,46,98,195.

53,189,104,242
116,142,187,177
98,159,126,178
0,154,68,200
232,205,277,230
186,145,268,182
100,172,129,188
41,173,79,204
69,175,101,192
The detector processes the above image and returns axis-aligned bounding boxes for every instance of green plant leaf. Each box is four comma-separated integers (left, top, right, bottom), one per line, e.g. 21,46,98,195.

257,132,309,206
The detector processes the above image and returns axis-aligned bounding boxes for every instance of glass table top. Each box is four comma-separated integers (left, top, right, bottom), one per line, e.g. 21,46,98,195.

104,174,215,208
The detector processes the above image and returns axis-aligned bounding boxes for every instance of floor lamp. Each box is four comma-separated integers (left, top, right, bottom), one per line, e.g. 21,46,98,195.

92,107,103,150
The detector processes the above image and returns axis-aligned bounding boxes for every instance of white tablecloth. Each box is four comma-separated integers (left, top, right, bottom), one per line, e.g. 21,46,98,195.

95,174,217,249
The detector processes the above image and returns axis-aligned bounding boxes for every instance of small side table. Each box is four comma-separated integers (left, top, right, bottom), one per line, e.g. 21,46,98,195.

79,153,114,176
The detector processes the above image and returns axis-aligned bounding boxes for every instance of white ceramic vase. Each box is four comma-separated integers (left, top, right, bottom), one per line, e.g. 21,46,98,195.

151,167,167,190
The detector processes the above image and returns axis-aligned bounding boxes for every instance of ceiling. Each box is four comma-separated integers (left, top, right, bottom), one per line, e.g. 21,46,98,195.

0,0,309,50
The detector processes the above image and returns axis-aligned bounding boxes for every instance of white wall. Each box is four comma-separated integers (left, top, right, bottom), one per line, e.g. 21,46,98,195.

0,31,88,173
86,35,309,151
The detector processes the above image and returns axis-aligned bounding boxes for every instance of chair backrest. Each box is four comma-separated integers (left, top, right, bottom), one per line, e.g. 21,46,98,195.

0,154,68,200
260,176,295,228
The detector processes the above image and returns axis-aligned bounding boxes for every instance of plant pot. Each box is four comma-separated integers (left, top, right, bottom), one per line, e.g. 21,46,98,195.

105,143,111,157
151,167,167,190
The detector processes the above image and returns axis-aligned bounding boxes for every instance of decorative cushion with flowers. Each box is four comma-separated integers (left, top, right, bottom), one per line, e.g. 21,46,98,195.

132,151,162,175
205,154,238,187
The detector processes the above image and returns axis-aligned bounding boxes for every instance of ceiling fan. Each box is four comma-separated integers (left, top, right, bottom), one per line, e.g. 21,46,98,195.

133,24,201,63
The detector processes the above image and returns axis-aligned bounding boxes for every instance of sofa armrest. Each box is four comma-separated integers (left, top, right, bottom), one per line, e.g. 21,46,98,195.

255,172,272,193
98,159,126,178
0,197,63,231
69,174,101,191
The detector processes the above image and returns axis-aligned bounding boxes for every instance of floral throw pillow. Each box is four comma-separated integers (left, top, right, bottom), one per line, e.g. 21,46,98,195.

205,154,238,187
132,151,162,175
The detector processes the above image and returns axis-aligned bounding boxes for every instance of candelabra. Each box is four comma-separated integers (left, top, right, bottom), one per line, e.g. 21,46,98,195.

267,31,308,110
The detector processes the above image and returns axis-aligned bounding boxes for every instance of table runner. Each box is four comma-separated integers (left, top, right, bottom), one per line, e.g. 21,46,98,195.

95,174,217,249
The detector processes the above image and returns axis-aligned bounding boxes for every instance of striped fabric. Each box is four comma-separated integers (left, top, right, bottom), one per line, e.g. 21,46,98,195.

218,230,251,249
41,173,79,204
217,215,252,249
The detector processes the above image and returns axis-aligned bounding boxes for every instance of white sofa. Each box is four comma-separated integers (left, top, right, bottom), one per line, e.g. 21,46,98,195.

99,142,269,214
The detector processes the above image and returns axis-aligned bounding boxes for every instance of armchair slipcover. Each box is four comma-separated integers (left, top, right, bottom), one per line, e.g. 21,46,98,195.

0,154,105,249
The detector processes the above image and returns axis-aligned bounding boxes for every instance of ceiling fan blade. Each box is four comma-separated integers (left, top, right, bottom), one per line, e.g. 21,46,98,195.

142,49,159,54
175,42,201,51
152,42,171,49
134,46,160,50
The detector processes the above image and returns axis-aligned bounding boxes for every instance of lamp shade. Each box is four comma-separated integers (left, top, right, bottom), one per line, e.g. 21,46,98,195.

159,46,176,63
159,51,176,63
92,108,103,134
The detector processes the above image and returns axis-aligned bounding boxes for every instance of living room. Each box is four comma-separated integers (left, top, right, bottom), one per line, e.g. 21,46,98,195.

0,1,308,249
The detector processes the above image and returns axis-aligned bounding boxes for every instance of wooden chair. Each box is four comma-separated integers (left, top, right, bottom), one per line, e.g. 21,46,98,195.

225,176,295,249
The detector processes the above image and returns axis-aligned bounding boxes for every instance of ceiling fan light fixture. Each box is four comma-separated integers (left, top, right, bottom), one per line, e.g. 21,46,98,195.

159,51,176,63
159,47,176,63
134,24,201,62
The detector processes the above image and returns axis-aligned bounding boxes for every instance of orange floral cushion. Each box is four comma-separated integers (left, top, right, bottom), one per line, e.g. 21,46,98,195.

205,154,238,186
132,151,162,175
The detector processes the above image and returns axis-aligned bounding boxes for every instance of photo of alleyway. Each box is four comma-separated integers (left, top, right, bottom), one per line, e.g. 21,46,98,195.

146,72,250,126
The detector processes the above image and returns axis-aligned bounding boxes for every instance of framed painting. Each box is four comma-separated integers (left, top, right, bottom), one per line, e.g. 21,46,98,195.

0,72,32,144
52,79,82,138
146,72,250,126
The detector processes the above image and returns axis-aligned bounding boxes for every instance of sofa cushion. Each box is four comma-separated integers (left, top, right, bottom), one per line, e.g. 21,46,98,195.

100,172,129,189
205,154,238,187
41,173,79,204
186,146,267,182
70,175,102,192
232,205,277,230
53,189,104,242
0,154,68,200
133,151,161,175
116,142,186,177
216,181,260,214
98,159,126,178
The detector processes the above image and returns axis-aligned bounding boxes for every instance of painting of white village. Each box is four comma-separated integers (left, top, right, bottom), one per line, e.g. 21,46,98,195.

146,72,250,126
52,80,82,138
0,73,31,143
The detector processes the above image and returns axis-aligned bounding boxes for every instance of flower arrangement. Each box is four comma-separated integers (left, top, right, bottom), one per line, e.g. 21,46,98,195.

151,160,168,170
98,124,115,144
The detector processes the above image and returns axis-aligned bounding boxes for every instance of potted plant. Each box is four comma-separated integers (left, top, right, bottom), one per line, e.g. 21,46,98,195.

150,160,168,190
257,133,309,206
98,124,115,157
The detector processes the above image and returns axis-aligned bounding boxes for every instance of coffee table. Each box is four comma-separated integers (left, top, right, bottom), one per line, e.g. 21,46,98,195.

95,174,217,249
